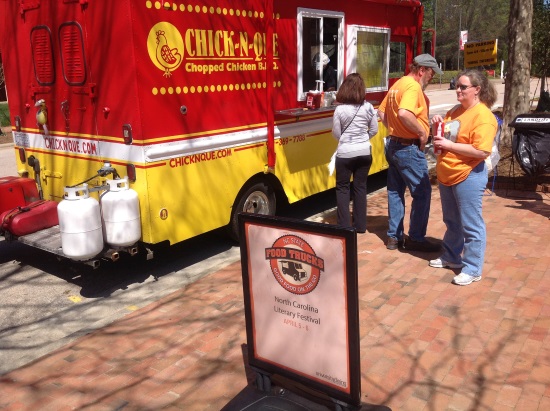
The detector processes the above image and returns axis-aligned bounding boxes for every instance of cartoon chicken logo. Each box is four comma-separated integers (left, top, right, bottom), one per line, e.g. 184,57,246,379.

147,23,184,77
155,30,182,77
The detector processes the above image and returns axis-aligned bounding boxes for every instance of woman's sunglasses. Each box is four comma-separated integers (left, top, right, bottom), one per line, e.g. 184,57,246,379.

456,84,475,90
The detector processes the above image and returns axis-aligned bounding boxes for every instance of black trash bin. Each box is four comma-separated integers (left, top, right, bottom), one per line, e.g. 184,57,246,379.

509,113,550,176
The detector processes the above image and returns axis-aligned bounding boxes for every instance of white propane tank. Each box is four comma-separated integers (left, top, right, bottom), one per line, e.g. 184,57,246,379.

100,177,141,247
58,184,104,260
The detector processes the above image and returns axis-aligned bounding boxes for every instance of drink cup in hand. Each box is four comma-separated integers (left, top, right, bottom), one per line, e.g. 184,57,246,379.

433,121,444,155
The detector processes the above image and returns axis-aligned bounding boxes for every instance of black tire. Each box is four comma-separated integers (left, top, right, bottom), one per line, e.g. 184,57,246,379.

229,181,276,241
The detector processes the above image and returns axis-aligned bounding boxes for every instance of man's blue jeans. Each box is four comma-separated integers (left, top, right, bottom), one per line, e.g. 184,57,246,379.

438,161,487,277
385,140,432,242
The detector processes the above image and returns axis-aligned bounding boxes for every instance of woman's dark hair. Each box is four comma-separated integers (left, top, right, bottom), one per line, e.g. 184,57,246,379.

335,73,366,105
456,69,498,108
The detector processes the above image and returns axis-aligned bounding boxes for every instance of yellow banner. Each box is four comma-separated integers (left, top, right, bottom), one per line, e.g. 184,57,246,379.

464,39,498,68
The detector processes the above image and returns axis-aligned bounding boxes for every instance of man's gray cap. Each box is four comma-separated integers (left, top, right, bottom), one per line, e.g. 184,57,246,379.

414,54,443,75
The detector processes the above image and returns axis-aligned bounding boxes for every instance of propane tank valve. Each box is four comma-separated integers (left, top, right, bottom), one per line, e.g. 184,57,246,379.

97,162,119,178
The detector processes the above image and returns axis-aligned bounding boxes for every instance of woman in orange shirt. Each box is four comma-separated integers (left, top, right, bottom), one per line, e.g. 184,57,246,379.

430,70,498,286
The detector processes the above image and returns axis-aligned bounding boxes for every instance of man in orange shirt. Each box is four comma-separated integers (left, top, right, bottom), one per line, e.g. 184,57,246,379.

378,54,442,252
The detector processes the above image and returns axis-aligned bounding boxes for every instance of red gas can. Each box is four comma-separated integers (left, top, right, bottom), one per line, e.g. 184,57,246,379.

1,200,59,237
0,177,40,215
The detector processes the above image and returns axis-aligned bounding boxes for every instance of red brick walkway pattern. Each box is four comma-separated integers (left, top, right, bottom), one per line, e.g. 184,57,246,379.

0,187,549,410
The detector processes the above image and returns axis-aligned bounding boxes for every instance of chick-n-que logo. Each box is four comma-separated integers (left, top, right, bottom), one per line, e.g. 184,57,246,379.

147,20,280,80
265,235,324,295
147,22,184,77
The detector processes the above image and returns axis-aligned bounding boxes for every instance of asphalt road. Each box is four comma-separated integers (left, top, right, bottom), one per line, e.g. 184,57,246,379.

0,142,17,177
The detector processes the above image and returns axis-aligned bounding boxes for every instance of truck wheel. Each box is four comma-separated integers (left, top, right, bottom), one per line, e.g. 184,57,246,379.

229,182,275,241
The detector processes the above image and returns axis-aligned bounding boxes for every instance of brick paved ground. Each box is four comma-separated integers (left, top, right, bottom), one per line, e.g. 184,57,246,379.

0,186,549,411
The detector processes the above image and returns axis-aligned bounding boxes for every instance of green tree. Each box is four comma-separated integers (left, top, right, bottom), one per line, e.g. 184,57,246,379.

422,0,509,72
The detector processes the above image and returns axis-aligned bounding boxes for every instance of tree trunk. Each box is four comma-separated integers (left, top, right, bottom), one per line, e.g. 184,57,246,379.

502,0,533,146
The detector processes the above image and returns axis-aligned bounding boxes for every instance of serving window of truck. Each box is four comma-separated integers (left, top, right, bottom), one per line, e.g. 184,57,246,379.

297,8,344,99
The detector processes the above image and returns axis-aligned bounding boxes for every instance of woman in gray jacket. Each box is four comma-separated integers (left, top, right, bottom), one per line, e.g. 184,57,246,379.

332,73,378,233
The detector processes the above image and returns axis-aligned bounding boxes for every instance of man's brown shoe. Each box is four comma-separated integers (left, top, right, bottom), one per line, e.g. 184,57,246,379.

386,237,403,250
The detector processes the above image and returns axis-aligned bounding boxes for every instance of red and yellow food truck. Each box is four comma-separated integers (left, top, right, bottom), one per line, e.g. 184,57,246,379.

0,0,427,263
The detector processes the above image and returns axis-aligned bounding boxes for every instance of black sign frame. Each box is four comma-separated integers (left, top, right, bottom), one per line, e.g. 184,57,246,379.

239,213,361,407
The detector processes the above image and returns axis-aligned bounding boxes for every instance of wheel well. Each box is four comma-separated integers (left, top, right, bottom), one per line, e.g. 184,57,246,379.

226,173,286,242
233,172,287,212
